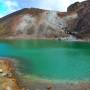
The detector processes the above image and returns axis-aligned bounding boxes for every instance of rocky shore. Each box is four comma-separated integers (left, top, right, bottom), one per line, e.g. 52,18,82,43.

0,59,28,90
0,58,90,90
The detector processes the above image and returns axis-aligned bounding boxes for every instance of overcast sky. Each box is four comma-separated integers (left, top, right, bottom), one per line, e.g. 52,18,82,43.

0,0,85,17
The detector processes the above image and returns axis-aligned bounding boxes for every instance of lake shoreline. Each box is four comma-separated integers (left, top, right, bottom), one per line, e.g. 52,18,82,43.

0,36,90,43
25,80,90,90
0,57,90,90
0,40,90,90
0,58,90,90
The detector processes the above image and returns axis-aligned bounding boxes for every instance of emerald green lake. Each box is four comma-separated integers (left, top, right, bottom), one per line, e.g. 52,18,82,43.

0,40,90,82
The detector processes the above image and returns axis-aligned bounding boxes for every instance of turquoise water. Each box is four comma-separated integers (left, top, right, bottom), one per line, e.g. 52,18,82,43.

0,40,90,82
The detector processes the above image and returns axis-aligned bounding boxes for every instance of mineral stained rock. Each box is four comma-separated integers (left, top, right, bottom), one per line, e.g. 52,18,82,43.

0,59,27,90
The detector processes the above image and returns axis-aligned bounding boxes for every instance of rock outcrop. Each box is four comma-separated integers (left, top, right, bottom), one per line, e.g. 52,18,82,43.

67,0,90,39
0,59,27,90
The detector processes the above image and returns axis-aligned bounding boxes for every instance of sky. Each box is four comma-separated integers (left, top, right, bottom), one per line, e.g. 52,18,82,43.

0,0,85,17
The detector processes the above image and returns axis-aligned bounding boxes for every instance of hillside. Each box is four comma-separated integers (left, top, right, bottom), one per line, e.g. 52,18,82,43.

0,8,77,39
0,0,90,40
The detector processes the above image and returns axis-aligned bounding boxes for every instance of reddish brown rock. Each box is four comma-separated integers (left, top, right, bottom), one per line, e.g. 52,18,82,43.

0,59,26,90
